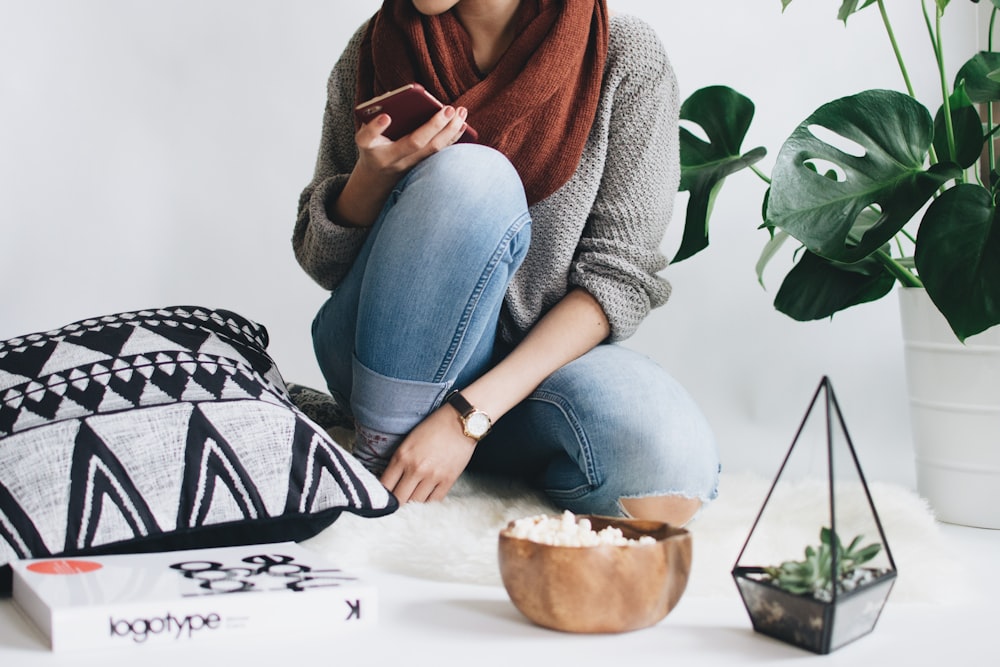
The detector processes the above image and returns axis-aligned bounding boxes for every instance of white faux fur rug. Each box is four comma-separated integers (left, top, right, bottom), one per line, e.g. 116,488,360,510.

304,471,969,604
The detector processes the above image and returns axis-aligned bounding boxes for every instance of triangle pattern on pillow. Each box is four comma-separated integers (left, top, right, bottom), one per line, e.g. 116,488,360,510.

179,405,269,528
65,422,160,553
38,341,114,378
0,482,50,560
0,339,58,388
63,322,140,359
286,420,373,515
1,351,274,437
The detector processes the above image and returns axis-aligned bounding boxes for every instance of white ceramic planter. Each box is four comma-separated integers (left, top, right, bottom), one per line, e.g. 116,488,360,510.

898,287,1000,529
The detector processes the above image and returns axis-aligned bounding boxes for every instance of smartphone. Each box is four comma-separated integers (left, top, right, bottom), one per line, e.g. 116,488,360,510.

354,83,478,143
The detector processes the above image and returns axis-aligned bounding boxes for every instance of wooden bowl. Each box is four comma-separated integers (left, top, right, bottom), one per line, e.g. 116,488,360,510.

497,515,692,633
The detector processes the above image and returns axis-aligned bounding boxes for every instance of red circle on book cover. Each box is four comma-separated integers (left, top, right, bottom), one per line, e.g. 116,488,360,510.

26,559,103,575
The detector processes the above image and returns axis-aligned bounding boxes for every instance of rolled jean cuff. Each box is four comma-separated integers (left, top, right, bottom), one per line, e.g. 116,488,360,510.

350,355,451,435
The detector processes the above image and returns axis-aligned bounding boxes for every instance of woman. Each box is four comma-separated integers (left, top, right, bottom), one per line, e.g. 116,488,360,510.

293,0,719,525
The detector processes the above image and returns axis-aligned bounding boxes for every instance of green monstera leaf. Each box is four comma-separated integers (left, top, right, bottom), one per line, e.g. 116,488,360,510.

766,89,960,264
956,51,1000,103
915,184,1000,341
676,86,766,263
934,84,986,169
763,208,896,321
773,249,895,322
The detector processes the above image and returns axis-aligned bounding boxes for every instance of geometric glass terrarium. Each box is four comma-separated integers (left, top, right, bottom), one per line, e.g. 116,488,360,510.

732,376,898,654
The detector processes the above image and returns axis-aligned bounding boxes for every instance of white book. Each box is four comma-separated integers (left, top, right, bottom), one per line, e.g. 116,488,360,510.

11,541,376,651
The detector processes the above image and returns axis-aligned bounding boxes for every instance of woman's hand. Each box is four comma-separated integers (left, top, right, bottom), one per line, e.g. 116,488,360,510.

358,105,469,174
379,404,476,504
333,106,469,227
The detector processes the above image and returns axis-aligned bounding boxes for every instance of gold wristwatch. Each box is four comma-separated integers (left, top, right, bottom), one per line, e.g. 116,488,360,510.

445,390,492,441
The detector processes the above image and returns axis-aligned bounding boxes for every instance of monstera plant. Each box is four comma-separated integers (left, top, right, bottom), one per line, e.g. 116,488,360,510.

677,0,1000,342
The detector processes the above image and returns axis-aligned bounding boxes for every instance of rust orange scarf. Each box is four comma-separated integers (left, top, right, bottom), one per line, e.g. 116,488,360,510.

356,0,609,205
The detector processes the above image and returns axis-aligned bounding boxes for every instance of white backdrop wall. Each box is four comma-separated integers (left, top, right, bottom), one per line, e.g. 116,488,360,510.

0,1,983,488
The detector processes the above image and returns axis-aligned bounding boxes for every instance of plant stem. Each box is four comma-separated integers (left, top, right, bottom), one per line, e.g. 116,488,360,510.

877,0,916,98
991,6,996,52
882,0,938,165
750,164,772,185
926,0,960,176
876,247,922,288
892,234,907,259
990,9,997,181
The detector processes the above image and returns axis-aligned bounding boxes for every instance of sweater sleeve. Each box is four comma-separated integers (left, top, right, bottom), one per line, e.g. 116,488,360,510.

292,25,370,291
567,16,678,342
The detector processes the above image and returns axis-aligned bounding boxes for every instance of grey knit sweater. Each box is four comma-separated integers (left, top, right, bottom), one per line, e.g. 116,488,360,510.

293,13,679,344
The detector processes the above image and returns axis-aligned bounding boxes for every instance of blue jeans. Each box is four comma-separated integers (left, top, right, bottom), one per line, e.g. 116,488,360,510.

312,144,719,516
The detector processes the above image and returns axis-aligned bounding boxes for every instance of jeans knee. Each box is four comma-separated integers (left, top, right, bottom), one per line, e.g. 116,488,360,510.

386,145,531,276
534,347,721,516
424,144,522,191
406,145,528,224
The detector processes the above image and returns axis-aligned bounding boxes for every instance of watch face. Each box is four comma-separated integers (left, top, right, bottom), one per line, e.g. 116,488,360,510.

465,411,492,438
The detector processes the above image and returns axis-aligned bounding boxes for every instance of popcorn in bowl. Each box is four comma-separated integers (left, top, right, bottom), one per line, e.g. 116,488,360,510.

506,511,657,547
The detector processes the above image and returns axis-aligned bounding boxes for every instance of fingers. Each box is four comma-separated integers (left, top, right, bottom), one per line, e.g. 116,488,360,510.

359,105,468,153
374,406,473,506
379,444,464,505
355,113,393,148
380,456,451,504
427,482,451,502
440,106,469,142
394,477,440,504
400,105,468,148
380,466,442,504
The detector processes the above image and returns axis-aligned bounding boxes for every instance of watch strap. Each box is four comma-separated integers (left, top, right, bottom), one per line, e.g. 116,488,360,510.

446,390,476,418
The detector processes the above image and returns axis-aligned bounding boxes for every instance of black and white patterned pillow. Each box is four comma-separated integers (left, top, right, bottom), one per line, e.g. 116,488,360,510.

0,306,397,594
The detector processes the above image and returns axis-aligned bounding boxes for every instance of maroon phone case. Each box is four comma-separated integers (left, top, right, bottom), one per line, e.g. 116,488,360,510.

354,83,478,143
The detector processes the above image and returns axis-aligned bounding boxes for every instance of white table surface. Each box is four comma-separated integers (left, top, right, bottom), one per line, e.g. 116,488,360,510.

1,523,996,666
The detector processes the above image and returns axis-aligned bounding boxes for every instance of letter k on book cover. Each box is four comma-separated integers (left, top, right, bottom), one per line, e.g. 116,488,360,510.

11,542,376,651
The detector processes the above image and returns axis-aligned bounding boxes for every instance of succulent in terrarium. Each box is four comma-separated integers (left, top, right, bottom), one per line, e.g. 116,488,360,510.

763,528,883,601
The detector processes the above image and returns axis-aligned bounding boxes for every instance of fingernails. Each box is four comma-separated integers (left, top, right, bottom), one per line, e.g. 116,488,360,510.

444,106,456,119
